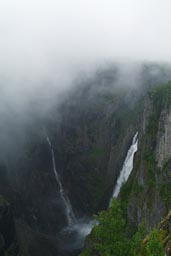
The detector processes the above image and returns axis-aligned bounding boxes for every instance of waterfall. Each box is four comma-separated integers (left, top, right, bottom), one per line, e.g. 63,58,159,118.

46,136,76,225
109,132,138,205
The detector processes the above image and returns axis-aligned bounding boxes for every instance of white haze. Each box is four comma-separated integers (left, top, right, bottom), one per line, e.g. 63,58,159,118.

0,0,171,127
1,0,171,82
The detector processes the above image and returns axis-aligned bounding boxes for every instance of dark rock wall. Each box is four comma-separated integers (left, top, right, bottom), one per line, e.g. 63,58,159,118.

0,85,140,255
0,196,18,256
1,65,170,255
121,83,171,231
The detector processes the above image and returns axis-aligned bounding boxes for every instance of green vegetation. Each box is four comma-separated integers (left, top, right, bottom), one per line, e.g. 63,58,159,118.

144,229,164,256
160,183,171,205
80,200,130,256
80,199,165,256
119,179,133,214
81,82,171,256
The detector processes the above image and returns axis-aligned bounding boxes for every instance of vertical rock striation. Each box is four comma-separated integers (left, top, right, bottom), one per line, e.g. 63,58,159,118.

122,83,171,231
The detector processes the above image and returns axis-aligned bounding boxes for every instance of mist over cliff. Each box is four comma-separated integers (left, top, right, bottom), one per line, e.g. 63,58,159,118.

1,1,171,256
1,0,171,161
1,0,171,131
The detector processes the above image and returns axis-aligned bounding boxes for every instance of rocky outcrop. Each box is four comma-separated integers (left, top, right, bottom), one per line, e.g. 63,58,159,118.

2,66,170,255
122,83,171,231
0,83,141,255
139,210,171,255
158,210,171,255
50,85,140,214
155,107,171,167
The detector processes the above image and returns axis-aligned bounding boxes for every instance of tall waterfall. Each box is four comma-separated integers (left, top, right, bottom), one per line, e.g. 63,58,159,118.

46,137,76,225
110,132,138,205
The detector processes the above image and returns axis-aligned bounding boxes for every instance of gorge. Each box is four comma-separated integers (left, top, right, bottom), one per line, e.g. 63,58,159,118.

1,63,171,255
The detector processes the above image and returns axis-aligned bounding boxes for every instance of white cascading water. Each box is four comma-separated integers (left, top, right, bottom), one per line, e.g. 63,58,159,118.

59,218,97,251
46,136,96,252
60,131,138,251
109,132,138,206
46,136,76,225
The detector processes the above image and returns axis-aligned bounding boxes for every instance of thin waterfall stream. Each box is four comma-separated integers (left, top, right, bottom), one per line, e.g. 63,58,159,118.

46,136,76,225
46,136,95,253
46,132,138,252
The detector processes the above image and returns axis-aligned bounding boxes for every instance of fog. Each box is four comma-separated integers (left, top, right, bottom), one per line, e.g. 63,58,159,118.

1,0,171,83
0,0,171,157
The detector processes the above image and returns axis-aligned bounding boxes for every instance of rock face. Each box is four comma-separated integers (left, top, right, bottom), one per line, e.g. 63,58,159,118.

0,196,18,256
81,82,171,256
0,79,141,255
139,210,171,255
1,66,171,255
121,83,171,231
155,107,171,167
158,210,171,255
52,88,139,215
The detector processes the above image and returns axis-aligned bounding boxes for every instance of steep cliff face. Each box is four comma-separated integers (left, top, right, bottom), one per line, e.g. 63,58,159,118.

157,210,171,255
155,107,171,167
0,83,141,255
122,83,171,230
81,82,171,256
0,196,18,256
1,65,171,255
51,87,140,215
